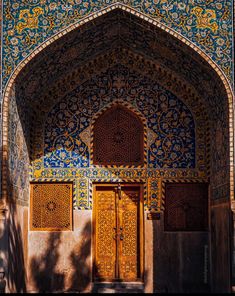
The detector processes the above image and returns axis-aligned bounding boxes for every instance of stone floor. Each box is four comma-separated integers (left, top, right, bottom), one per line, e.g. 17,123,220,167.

91,282,145,293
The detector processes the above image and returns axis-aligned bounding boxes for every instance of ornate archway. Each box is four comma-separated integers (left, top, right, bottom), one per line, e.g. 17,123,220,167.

1,5,234,293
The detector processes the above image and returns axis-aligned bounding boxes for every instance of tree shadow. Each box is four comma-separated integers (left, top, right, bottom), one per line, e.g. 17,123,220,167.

68,221,92,292
30,232,64,292
6,197,27,292
2,87,28,293
29,220,93,293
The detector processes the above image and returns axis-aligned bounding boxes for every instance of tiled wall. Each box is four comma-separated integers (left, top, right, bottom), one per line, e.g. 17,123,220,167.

1,0,233,92
11,62,209,211
4,4,232,208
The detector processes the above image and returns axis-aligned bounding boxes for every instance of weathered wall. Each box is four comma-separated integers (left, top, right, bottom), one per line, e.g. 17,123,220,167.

2,85,29,292
27,211,210,293
6,203,27,293
151,213,209,293
27,210,92,293
208,82,232,292
210,202,232,292
0,207,7,293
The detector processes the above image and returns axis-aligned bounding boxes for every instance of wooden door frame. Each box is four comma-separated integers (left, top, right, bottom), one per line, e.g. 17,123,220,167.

92,182,145,283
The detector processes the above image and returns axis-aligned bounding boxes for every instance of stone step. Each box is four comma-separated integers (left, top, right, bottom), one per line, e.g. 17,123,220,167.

92,282,144,293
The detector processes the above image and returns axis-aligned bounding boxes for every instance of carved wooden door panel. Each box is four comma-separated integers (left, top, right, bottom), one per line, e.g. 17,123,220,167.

119,187,140,280
94,186,117,280
94,184,142,282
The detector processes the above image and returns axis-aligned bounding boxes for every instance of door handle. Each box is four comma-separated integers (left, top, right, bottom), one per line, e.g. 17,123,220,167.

120,227,124,241
113,227,117,240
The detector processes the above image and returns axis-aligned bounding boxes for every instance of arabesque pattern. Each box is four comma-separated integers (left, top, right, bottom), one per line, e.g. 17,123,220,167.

43,65,196,170
26,64,207,210
2,0,233,89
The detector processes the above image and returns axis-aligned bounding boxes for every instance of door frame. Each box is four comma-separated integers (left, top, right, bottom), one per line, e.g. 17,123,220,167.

92,182,145,283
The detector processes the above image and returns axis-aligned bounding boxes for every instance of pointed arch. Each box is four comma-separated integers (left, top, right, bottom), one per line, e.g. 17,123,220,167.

1,3,234,201
1,5,234,292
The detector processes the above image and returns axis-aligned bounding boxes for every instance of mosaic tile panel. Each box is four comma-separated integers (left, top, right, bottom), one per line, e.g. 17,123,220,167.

146,93,195,169
8,87,30,203
147,178,161,212
13,17,226,146
27,64,209,210
43,65,196,170
76,178,89,209
3,3,231,211
2,0,233,91
44,99,90,168
31,167,207,181
13,44,231,207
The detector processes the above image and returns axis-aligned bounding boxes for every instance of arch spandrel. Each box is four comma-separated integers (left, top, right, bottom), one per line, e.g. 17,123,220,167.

2,1,233,89
12,8,232,108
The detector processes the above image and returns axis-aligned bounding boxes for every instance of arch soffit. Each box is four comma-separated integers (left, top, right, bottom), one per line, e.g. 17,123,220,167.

28,49,209,124
30,63,208,179
28,53,208,158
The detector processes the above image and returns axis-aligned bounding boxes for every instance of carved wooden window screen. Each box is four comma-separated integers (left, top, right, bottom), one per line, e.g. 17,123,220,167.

30,182,73,231
93,105,144,166
164,182,208,231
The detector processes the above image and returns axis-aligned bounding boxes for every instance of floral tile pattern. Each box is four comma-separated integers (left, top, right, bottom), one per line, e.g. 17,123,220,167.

44,65,196,169
2,0,233,91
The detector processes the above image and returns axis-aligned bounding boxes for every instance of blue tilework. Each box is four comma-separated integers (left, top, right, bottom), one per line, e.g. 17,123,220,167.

43,65,195,169
1,0,233,91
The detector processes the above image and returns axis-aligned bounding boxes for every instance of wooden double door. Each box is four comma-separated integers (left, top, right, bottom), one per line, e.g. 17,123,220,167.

93,184,144,282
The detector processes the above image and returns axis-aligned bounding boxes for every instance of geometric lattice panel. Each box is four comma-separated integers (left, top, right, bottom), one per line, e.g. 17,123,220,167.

30,182,73,231
93,105,144,166
164,182,208,231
